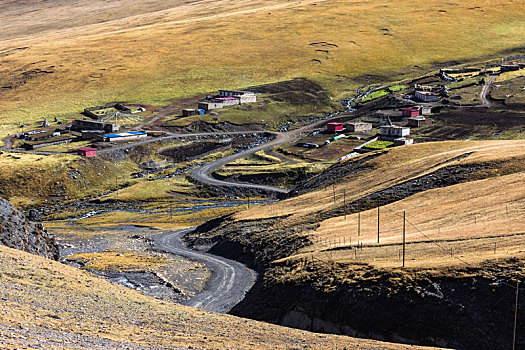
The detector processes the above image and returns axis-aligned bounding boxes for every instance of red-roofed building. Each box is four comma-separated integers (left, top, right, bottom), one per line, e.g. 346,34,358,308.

401,107,420,117
77,147,97,157
326,122,344,133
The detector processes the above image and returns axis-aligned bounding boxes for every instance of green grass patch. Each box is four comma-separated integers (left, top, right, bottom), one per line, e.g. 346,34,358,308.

388,84,407,92
361,89,389,102
363,140,394,149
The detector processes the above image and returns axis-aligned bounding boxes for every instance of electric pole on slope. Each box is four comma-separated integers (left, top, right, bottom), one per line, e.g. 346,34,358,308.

402,211,406,268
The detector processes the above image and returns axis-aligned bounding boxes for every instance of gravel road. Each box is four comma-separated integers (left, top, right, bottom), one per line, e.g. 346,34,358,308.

154,228,257,313
190,117,338,195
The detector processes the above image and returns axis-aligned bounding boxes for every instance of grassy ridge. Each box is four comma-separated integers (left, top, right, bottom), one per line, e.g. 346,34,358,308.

1,0,524,137
236,140,525,269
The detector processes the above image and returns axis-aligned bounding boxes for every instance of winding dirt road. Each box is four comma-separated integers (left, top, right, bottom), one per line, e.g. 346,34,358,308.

190,133,291,194
189,117,339,195
151,118,340,311
154,229,256,313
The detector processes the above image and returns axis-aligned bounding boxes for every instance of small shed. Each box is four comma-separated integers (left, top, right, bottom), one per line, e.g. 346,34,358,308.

326,122,344,133
401,107,420,117
77,147,97,157
393,137,414,146
417,105,432,115
182,109,198,117
408,116,430,127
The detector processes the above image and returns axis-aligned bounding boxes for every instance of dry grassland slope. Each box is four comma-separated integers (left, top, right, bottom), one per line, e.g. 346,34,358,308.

237,140,525,268
1,0,524,136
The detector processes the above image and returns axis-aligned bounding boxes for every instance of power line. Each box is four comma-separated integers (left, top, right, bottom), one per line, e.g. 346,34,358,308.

381,205,525,291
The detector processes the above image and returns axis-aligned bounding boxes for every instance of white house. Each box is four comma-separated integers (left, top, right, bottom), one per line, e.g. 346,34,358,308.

380,125,410,138
217,90,257,103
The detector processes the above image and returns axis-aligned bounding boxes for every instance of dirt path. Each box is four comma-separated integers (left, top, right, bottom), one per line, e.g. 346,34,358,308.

479,75,495,106
154,229,256,313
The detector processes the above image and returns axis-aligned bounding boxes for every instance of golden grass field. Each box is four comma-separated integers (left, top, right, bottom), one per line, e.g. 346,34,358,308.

237,140,525,269
1,0,524,140
0,151,142,207
0,244,445,349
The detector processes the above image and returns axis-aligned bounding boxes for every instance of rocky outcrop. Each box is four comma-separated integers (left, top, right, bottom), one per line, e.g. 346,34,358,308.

0,199,59,260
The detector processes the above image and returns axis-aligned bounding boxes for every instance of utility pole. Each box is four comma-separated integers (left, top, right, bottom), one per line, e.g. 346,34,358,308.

402,211,406,268
332,183,336,204
377,205,380,243
115,175,118,198
358,212,361,236
513,279,520,350
343,190,347,220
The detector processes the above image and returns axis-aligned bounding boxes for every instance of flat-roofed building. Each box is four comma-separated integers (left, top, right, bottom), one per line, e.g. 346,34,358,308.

99,131,147,142
198,101,224,111
415,91,440,102
326,122,344,133
401,107,420,117
217,90,256,103
380,125,410,138
346,122,372,133
408,116,431,127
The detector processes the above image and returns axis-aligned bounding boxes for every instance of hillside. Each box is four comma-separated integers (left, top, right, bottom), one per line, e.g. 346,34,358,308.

0,244,439,349
1,0,524,138
187,140,525,349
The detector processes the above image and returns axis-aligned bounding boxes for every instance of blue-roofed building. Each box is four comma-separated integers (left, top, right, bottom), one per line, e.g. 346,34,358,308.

99,131,148,142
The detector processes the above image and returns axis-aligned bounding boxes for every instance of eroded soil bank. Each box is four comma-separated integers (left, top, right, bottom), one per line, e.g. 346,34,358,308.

230,260,524,350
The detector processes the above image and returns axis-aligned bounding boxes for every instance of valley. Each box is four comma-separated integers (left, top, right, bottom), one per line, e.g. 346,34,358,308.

0,0,524,349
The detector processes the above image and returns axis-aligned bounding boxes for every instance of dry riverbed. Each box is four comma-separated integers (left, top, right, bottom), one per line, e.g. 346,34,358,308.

47,197,268,306
53,224,211,303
